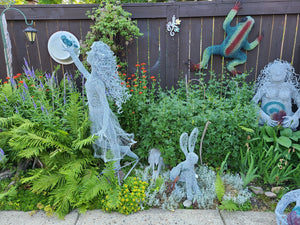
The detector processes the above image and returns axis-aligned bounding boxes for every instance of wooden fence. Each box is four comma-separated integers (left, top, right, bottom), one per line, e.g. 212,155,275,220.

0,0,299,88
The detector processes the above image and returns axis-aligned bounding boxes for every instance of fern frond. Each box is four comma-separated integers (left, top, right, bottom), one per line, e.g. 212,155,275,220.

79,169,110,201
64,92,85,137
219,199,238,211
31,172,65,194
215,173,225,202
72,135,98,150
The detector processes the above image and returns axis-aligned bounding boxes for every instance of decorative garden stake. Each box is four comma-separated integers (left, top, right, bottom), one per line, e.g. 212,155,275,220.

0,2,37,80
275,189,300,225
252,59,300,130
190,1,262,75
166,15,181,36
61,39,139,180
170,128,201,201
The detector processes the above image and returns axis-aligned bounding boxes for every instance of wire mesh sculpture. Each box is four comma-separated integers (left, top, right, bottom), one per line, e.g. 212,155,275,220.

62,39,138,171
252,59,300,130
275,189,300,225
170,128,201,201
148,148,164,180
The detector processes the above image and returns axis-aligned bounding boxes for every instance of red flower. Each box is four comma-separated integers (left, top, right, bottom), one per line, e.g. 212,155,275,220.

117,65,121,68
142,70,147,73
141,67,145,70
16,73,22,76
123,73,126,76
31,84,35,87
150,76,155,79
142,76,146,79
18,80,24,84
130,89,134,92
133,78,137,82
126,85,131,88
153,79,156,81
131,74,135,77
13,76,18,79
132,111,135,114
135,64,140,67
128,77,131,80
134,84,138,87
6,77,10,80
121,82,124,85
46,89,49,91
31,96,34,98
141,63,146,66
3,81,7,84
39,76,42,78
143,86,147,89
139,91,143,94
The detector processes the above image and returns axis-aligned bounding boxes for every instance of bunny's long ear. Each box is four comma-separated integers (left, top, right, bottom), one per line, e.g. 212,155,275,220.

188,127,199,153
180,132,189,157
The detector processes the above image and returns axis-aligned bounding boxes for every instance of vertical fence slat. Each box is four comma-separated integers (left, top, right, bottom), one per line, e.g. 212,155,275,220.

256,15,273,78
269,15,285,62
178,18,190,81
148,19,161,81
282,14,298,64
165,4,179,89
211,16,225,77
244,15,262,81
189,17,202,81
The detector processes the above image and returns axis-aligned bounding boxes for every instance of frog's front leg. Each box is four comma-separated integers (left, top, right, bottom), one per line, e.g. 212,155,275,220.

243,35,263,51
227,51,247,76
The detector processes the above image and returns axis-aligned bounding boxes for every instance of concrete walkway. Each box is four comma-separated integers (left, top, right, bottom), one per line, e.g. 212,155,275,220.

0,209,277,225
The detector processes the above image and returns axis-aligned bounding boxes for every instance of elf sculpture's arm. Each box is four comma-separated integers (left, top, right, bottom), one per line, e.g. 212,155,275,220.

191,1,263,75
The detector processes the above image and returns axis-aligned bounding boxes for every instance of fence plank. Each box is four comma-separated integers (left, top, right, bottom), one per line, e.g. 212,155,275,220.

148,19,161,81
0,2,300,88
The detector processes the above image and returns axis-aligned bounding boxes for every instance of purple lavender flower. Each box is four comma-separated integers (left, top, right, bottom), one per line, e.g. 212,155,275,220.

2,107,6,111
40,81,44,89
4,95,8,102
45,73,51,80
23,81,28,90
24,58,29,68
20,93,25,101
41,105,44,112
67,74,71,84
0,148,4,161
15,107,19,113
32,98,37,108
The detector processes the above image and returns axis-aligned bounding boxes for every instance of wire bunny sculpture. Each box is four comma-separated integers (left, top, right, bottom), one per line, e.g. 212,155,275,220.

170,128,201,201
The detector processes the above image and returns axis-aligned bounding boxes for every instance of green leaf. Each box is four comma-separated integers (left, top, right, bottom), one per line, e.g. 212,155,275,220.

265,126,276,138
280,128,293,137
277,136,292,148
291,130,300,141
292,144,300,151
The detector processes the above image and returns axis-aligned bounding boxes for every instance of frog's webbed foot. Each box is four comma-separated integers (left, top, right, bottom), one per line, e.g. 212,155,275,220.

233,1,241,11
231,69,242,76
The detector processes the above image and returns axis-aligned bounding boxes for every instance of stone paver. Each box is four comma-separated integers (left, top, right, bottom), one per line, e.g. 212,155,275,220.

220,211,277,225
0,209,278,225
76,209,224,225
0,210,79,225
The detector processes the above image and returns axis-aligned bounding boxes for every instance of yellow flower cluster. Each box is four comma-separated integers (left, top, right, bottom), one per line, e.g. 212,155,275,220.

118,177,148,215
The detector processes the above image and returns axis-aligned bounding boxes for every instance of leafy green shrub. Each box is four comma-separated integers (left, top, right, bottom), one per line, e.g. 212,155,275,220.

241,125,300,187
85,0,142,62
124,71,259,168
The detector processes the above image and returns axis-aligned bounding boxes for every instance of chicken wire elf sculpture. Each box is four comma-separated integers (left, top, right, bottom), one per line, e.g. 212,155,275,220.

62,39,138,170
252,59,300,130
170,128,201,201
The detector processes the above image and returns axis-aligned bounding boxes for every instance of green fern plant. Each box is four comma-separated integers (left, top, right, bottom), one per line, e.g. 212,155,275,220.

215,173,225,202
